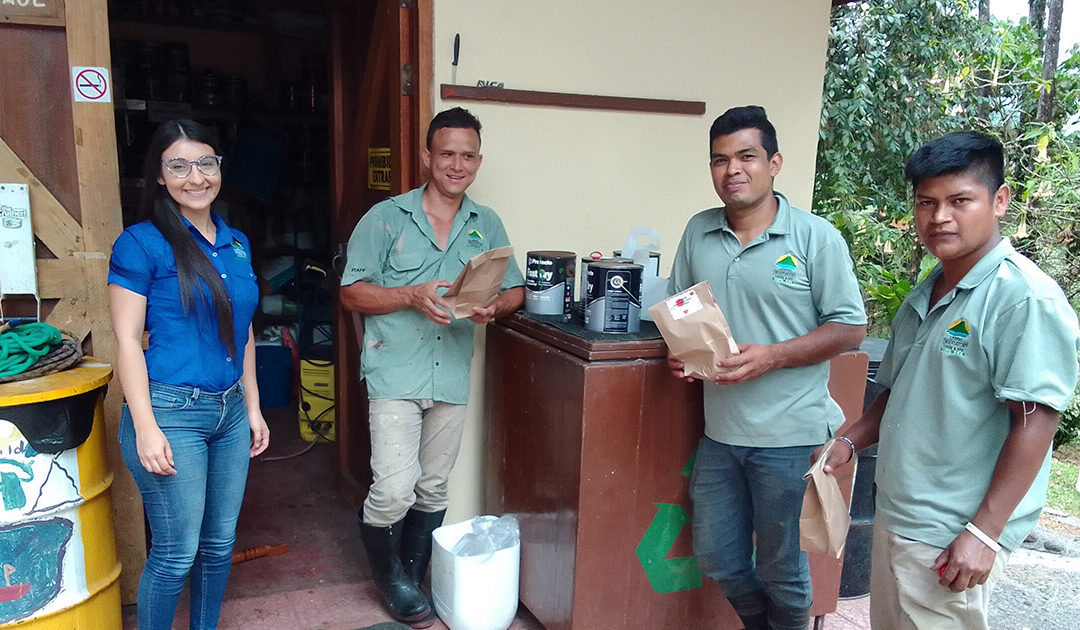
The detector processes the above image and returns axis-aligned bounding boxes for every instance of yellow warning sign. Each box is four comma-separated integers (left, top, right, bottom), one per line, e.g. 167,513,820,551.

368,148,391,191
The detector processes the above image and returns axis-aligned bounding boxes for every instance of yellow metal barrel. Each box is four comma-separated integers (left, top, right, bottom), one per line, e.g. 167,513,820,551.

0,358,120,628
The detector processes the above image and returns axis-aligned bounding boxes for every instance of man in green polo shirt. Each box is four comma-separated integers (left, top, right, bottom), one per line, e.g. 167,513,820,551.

667,105,866,629
340,107,525,626
819,131,1079,629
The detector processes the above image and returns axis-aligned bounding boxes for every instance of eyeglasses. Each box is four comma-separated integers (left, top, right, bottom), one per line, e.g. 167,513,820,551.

161,155,224,178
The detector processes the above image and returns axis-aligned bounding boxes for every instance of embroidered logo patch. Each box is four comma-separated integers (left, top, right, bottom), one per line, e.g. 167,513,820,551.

466,228,484,250
772,254,801,286
940,319,971,356
231,239,248,260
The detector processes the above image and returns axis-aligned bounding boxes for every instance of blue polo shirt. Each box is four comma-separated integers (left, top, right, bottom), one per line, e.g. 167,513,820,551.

108,213,259,392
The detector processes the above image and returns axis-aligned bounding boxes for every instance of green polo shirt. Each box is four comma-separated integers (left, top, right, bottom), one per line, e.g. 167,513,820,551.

341,185,525,404
875,238,1079,551
669,193,866,447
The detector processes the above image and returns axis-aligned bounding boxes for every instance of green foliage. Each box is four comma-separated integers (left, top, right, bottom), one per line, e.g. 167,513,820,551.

817,0,1080,441
1045,457,1080,520
1056,389,1080,450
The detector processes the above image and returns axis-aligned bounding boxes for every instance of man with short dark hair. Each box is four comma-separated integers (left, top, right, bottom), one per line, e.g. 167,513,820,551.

668,105,866,629
341,106,524,627
818,131,1079,629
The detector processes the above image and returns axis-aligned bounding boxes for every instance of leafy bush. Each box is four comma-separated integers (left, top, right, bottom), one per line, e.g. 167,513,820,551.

817,0,1080,445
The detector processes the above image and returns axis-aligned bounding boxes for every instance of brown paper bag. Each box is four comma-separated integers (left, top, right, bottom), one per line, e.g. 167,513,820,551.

443,246,514,319
799,439,851,559
648,281,739,380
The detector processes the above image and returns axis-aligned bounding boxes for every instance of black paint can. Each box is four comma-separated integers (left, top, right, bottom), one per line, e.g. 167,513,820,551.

525,250,576,317
584,260,643,333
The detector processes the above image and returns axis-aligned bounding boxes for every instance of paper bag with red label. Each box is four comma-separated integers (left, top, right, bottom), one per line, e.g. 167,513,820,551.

799,439,851,559
443,246,514,319
648,281,739,380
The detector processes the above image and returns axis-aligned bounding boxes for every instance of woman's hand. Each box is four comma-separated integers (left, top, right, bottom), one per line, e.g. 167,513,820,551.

249,409,270,457
136,423,176,475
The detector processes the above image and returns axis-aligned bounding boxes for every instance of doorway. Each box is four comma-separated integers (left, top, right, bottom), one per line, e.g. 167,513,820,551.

106,0,429,610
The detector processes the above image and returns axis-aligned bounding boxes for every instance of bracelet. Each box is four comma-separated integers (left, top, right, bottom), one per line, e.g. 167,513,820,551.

836,436,856,463
964,521,1002,553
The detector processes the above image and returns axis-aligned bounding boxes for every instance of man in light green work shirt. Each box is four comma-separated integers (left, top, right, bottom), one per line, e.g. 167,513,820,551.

340,107,524,626
819,131,1079,629
667,106,866,630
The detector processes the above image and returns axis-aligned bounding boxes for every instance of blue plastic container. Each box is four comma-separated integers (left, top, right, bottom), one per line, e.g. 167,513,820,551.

255,344,293,408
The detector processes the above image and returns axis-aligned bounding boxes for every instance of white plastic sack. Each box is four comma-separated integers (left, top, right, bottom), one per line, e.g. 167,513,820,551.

432,515,520,630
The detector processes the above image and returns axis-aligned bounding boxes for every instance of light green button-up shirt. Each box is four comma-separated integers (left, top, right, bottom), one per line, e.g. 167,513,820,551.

875,238,1079,550
341,185,524,404
669,193,866,447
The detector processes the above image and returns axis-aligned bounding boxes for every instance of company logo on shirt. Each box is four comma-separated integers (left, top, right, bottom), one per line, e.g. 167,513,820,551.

467,229,484,251
940,319,971,356
772,253,801,286
231,239,248,260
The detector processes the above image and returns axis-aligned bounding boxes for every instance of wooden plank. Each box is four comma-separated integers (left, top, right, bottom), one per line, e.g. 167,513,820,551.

65,0,122,255
417,0,433,180
0,137,84,257
46,294,92,342
392,0,416,192
0,0,65,27
0,25,82,217
441,84,707,116
65,0,141,604
36,258,90,300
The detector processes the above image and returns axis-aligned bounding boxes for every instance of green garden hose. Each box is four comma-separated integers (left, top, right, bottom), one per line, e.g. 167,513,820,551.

0,322,62,378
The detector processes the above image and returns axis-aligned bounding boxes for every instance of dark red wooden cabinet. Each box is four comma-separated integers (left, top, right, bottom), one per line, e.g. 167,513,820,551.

484,313,868,629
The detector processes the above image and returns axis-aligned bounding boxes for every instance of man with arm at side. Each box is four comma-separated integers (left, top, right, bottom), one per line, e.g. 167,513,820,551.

340,107,524,627
668,105,866,629
817,131,1080,629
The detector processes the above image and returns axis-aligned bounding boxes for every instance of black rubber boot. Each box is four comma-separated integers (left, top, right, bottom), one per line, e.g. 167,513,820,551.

765,600,810,630
400,508,447,586
727,590,770,630
359,515,431,625
399,508,446,628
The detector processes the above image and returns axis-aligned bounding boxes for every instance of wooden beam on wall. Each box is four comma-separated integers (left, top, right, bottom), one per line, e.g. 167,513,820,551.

0,138,83,257
417,0,433,182
64,0,140,603
440,84,707,116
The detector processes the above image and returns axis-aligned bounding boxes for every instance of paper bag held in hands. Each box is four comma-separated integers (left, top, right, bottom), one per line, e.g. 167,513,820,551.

799,439,851,559
443,246,514,319
648,281,739,380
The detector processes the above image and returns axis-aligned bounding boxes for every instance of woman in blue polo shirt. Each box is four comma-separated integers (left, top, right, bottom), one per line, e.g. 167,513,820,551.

108,119,267,629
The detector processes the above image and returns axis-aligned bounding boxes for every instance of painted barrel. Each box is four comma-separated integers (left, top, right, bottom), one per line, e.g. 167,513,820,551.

0,359,120,628
524,251,576,317
583,260,644,333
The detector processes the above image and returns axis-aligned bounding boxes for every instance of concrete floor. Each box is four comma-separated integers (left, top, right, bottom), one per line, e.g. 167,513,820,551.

120,405,872,629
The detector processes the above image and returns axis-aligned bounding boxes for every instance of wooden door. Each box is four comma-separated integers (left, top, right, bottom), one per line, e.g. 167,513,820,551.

329,0,432,502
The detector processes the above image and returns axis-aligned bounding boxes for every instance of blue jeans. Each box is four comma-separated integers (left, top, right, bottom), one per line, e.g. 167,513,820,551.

119,381,251,630
690,437,815,611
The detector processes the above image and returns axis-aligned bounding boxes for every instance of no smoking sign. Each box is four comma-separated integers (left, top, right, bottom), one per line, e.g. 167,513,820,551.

71,66,112,103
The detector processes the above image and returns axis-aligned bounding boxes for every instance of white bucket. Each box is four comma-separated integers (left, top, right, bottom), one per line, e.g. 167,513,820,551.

431,518,520,630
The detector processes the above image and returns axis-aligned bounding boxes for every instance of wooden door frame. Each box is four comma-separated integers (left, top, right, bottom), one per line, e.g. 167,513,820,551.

329,0,433,503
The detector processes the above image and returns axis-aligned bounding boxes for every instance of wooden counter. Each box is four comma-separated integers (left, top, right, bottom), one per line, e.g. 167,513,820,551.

484,312,867,629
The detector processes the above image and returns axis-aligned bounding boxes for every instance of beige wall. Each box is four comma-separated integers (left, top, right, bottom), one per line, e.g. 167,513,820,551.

435,0,834,524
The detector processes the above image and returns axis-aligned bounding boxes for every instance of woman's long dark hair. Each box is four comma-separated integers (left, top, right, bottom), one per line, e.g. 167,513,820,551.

138,119,236,358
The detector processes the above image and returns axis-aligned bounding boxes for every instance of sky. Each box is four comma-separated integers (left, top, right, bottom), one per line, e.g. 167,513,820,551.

993,0,1079,51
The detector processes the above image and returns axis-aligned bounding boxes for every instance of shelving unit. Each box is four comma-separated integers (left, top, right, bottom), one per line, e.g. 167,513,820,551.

108,1,335,352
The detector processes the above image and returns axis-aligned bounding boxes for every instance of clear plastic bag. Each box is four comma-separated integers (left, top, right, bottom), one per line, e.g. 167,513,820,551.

450,514,520,557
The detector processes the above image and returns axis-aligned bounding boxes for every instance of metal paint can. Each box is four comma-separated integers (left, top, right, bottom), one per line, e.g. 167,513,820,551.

583,260,643,333
613,250,661,278
525,251,576,317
